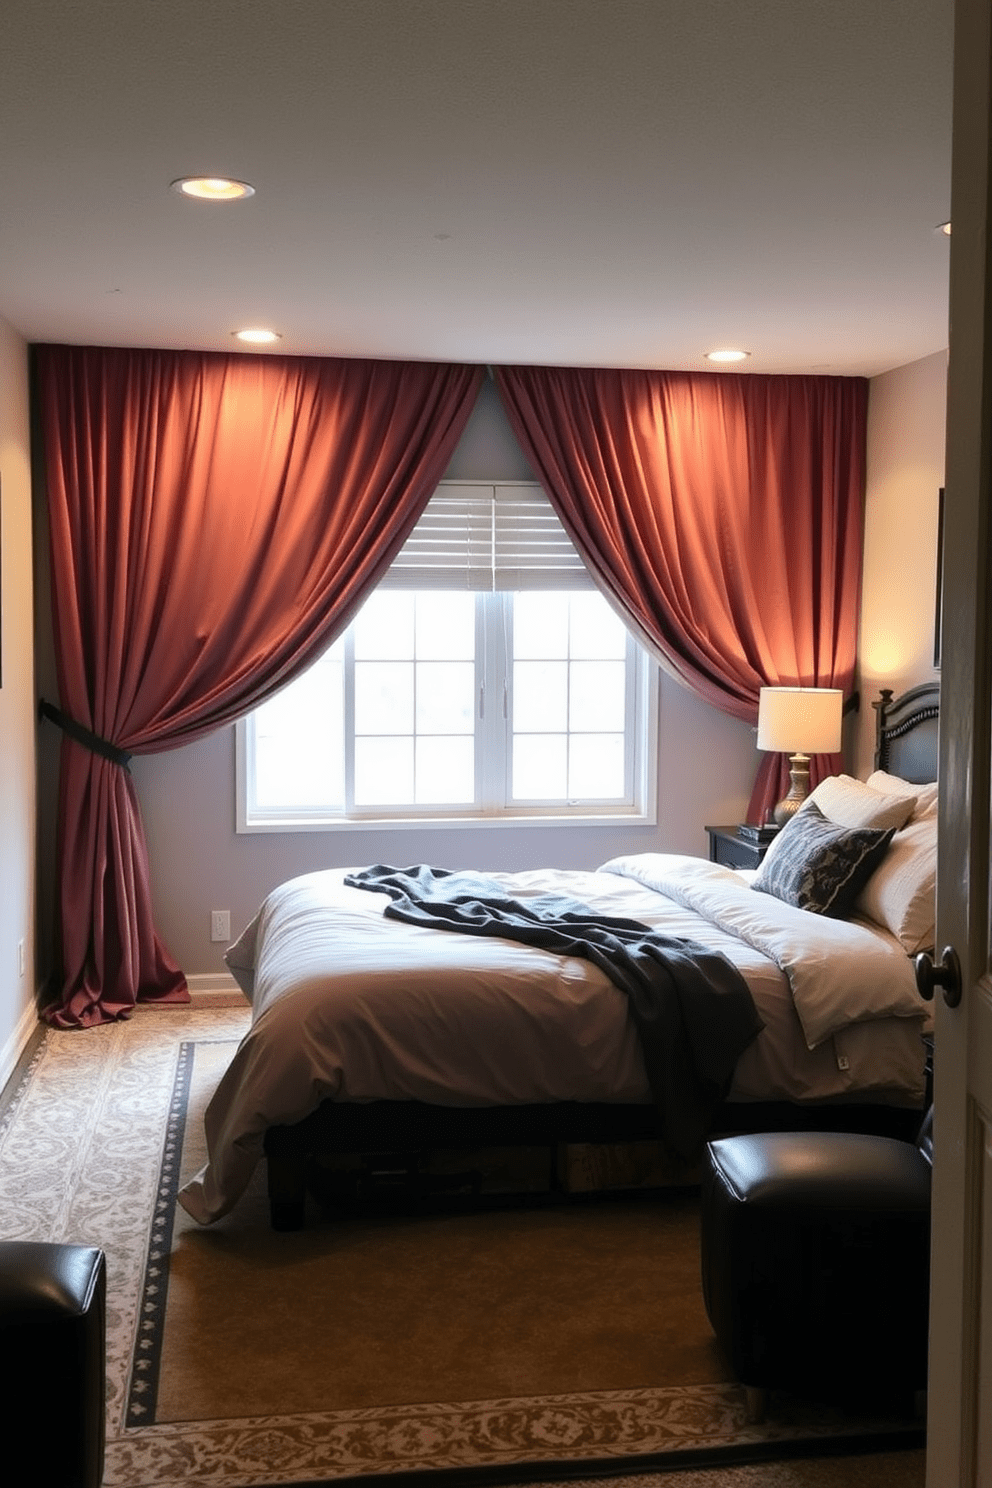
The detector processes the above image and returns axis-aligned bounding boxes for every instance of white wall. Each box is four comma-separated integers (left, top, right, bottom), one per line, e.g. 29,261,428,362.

129,378,758,976
855,350,946,774
0,316,38,1077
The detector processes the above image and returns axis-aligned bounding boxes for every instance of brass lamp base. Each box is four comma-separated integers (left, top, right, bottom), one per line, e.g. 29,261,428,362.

772,752,812,827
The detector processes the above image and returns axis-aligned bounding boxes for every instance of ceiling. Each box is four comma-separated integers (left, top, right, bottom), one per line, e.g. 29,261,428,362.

0,0,953,378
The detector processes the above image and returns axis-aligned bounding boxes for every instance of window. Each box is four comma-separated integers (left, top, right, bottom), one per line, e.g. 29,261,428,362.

238,483,657,830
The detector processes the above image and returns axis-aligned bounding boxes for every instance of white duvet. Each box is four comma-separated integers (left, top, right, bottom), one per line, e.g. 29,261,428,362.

178,854,929,1224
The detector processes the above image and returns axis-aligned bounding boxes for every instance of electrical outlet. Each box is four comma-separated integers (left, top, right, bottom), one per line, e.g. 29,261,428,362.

210,909,231,943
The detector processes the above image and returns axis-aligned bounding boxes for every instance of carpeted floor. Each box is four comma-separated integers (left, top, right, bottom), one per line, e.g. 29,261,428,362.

534,1460,926,1488
0,1004,927,1488
149,1040,724,1421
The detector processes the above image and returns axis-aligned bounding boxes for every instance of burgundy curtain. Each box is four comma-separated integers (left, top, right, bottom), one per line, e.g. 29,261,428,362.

494,366,866,823
37,345,484,1027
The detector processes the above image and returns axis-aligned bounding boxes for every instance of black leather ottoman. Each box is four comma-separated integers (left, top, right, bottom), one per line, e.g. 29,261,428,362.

0,1242,106,1487
700,1123,931,1415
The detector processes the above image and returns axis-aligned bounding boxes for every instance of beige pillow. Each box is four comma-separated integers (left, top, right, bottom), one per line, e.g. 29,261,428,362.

224,913,259,1000
865,769,938,821
856,815,937,952
804,773,916,831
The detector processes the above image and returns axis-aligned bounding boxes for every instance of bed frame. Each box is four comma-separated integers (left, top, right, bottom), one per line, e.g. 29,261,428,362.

872,681,940,783
263,683,940,1229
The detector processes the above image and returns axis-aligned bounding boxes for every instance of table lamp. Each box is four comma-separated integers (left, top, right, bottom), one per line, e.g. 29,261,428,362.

757,686,844,826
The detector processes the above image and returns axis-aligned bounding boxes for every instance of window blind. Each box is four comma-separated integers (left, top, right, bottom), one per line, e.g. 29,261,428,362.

382,481,592,591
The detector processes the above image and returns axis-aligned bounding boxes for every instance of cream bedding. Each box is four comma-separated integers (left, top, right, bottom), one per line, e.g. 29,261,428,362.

178,854,929,1225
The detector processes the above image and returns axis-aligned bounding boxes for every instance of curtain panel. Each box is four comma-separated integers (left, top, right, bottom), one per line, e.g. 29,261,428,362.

36,344,484,1027
493,366,867,823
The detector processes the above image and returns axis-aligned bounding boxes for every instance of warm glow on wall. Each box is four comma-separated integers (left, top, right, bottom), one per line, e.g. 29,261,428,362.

859,633,920,676
705,349,751,363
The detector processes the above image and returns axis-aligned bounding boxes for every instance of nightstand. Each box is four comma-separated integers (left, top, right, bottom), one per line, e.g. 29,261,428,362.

705,824,775,871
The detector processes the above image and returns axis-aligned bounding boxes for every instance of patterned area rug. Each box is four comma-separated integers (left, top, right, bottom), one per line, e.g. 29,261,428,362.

0,1007,924,1488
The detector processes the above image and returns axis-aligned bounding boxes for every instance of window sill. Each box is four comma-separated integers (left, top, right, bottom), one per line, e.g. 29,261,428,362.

238,807,657,834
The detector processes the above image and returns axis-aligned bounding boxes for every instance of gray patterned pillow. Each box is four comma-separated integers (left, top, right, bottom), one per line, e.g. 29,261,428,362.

752,801,895,918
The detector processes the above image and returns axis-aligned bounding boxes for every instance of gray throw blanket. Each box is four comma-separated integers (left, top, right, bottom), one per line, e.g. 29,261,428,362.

345,864,764,1161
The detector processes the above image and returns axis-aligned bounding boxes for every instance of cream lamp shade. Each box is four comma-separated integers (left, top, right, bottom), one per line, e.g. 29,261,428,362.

757,687,843,825
757,687,844,754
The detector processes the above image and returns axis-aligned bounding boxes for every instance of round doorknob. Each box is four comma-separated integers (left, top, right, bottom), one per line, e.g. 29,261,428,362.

914,945,963,1008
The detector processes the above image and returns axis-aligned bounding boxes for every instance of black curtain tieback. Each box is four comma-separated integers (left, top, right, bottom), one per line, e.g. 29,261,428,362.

38,700,133,770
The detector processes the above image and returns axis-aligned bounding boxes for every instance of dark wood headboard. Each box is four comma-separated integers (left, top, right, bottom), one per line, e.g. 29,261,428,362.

872,683,940,783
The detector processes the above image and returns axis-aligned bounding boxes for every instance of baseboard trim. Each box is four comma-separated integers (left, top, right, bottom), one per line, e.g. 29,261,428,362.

185,972,248,1008
0,998,45,1107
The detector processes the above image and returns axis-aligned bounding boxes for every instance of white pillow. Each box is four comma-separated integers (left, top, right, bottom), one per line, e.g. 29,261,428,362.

866,769,938,821
856,815,937,952
804,773,916,831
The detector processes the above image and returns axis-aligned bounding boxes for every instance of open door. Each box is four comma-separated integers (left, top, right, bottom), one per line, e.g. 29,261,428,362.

925,1,992,1482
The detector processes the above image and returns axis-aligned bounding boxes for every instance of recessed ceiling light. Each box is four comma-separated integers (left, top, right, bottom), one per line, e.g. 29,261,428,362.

234,328,281,344
705,348,751,363
171,176,255,201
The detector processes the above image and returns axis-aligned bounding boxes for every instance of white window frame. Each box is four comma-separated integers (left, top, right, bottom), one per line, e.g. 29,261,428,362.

236,483,658,832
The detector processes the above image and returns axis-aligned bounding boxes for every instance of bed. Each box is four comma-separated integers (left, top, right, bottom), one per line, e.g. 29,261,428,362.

178,683,939,1230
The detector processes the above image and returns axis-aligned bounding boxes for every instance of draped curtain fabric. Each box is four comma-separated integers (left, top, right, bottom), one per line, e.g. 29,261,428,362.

37,345,484,1028
493,366,866,823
